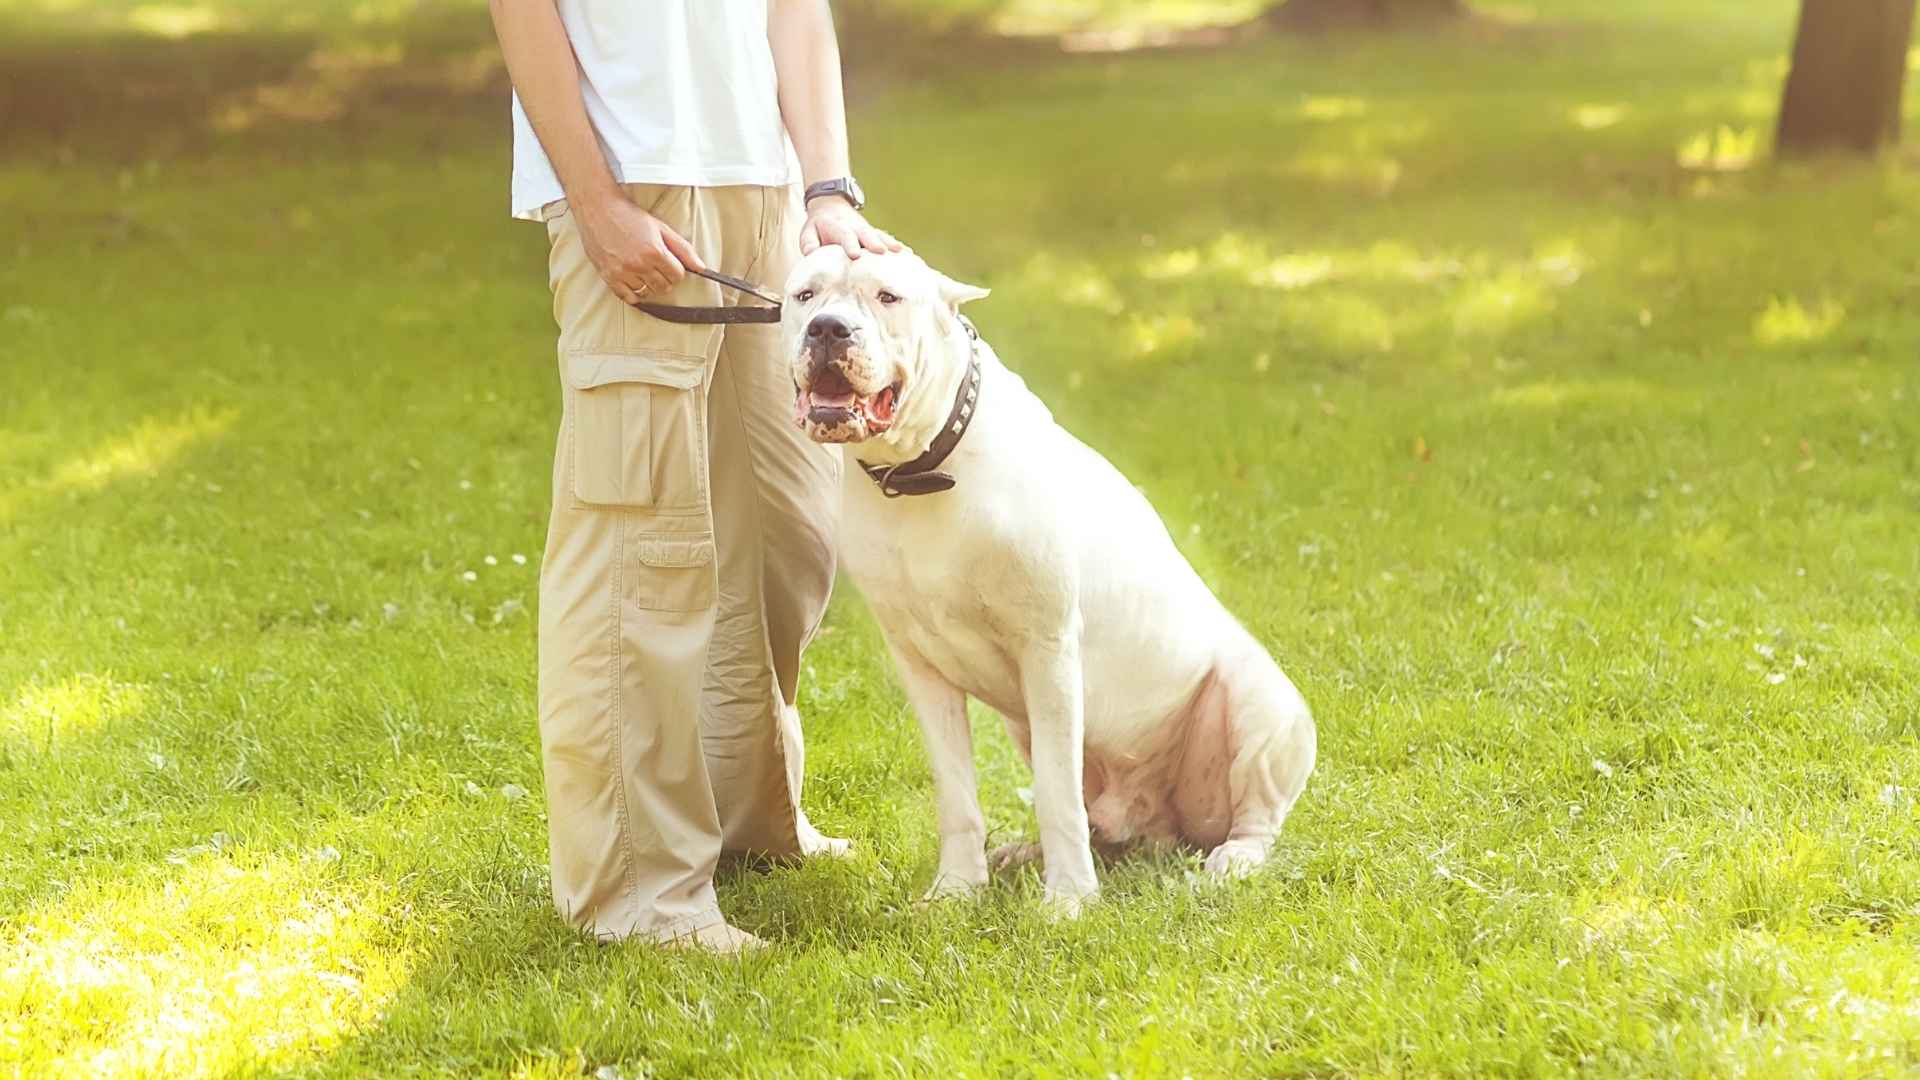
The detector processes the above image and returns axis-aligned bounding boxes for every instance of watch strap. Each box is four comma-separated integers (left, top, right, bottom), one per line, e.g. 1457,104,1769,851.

804,177,863,211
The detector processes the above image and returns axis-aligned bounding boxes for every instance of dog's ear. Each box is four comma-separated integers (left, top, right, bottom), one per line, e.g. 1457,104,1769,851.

935,272,990,311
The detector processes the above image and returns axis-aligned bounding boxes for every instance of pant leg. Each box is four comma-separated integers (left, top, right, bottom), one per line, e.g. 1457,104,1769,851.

537,185,742,941
701,185,843,855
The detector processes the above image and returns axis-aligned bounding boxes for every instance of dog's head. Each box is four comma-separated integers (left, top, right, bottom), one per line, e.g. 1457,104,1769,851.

783,247,988,447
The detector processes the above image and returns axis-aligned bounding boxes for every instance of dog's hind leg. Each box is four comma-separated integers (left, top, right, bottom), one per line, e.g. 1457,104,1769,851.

1201,650,1316,879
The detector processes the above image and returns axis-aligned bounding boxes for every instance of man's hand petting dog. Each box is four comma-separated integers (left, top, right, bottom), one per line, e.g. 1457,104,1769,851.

800,198,903,259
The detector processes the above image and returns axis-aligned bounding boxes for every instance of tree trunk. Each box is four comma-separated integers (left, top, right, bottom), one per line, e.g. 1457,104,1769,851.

1776,0,1917,157
1267,0,1465,32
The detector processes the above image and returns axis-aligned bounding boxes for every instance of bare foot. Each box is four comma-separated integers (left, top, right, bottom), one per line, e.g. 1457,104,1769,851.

797,815,854,859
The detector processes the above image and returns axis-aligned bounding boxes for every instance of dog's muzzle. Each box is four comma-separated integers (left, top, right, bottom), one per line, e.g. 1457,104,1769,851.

803,313,857,375
794,314,901,441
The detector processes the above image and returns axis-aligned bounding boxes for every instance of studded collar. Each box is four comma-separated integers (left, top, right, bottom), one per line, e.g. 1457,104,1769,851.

857,318,983,498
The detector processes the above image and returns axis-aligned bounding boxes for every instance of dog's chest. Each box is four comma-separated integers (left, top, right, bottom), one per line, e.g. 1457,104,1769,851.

842,500,1039,711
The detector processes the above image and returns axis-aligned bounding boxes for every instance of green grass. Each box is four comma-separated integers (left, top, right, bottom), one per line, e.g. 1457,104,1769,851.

4,0,1920,1075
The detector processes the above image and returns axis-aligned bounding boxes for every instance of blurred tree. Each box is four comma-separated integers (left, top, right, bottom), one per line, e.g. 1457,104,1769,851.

1776,0,1916,156
1266,0,1464,31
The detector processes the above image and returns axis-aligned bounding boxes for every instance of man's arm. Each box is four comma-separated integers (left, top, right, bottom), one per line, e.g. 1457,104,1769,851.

488,0,703,301
768,0,903,258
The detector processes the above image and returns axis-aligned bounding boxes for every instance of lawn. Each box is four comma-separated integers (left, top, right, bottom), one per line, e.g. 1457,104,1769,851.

3,0,1919,1075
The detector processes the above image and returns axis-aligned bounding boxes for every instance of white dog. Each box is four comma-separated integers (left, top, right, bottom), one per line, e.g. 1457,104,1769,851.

784,247,1316,916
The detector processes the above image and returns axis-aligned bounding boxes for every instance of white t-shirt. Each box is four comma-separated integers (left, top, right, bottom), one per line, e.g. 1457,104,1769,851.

510,0,797,220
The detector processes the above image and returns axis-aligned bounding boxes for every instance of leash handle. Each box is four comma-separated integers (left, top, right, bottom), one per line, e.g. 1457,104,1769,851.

632,266,784,324
691,266,782,305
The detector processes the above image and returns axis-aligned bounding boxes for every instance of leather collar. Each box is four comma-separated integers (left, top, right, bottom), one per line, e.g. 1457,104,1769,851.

858,318,982,498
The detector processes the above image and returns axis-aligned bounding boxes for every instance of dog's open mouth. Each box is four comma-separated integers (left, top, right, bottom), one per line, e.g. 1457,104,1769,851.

796,367,901,440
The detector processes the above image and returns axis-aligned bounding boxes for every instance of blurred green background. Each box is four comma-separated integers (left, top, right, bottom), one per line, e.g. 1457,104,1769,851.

3,1,1918,1077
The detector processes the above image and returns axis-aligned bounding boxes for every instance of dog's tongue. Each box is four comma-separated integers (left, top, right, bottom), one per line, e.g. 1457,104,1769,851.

809,391,857,409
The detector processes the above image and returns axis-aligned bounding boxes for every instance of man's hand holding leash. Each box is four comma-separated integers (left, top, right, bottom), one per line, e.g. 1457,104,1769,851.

573,191,707,304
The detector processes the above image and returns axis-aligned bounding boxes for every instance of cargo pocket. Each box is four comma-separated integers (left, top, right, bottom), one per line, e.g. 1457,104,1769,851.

565,349,706,512
630,533,717,612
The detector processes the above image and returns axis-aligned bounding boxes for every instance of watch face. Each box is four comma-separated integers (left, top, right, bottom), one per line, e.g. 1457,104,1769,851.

808,178,864,210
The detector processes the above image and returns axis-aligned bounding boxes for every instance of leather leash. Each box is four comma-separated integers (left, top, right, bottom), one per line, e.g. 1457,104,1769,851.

632,267,784,324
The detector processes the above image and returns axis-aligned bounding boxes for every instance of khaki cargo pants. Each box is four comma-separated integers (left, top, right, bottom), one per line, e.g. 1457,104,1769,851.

537,183,840,942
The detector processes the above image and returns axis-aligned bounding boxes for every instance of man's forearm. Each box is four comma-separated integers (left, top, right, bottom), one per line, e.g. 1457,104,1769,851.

768,0,853,189
489,0,620,208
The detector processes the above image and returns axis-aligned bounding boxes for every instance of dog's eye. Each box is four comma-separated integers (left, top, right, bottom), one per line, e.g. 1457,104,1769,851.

877,290,901,305
794,288,815,303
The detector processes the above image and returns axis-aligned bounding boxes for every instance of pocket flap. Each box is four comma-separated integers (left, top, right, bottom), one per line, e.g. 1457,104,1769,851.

634,535,715,568
565,350,705,391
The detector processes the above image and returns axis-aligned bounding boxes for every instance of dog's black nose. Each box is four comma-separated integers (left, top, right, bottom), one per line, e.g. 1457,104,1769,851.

806,313,854,342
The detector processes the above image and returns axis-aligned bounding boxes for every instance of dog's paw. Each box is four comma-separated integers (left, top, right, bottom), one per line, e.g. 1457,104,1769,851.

1202,839,1270,880
1040,885,1096,921
988,842,1043,872
916,874,987,907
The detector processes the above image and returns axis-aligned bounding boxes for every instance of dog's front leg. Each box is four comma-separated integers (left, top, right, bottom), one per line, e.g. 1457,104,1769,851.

1021,631,1099,918
891,643,989,900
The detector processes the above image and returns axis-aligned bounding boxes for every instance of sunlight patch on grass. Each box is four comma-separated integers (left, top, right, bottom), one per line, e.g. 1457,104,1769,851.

1010,253,1126,314
1250,252,1337,290
0,408,236,523
0,0,87,13
126,3,219,37
49,409,236,495
1126,312,1202,356
1137,235,1472,290
1674,521,1737,563
1571,103,1627,130
1686,928,1920,1073
1299,96,1369,122
0,0,457,33
0,853,409,1077
1476,2,1538,24
1570,891,1691,952
1453,272,1550,337
1,674,148,749
991,0,1260,39
1491,379,1652,410
1355,241,1468,283
1300,294,1398,354
1677,125,1760,172
1285,151,1404,197
1754,296,1845,346
1140,248,1205,281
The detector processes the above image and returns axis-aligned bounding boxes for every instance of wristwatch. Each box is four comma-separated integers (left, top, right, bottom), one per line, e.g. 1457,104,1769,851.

804,176,865,211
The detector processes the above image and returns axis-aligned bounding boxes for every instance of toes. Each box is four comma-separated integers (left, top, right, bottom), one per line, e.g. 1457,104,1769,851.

802,834,854,859
797,818,854,859
1202,840,1270,880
